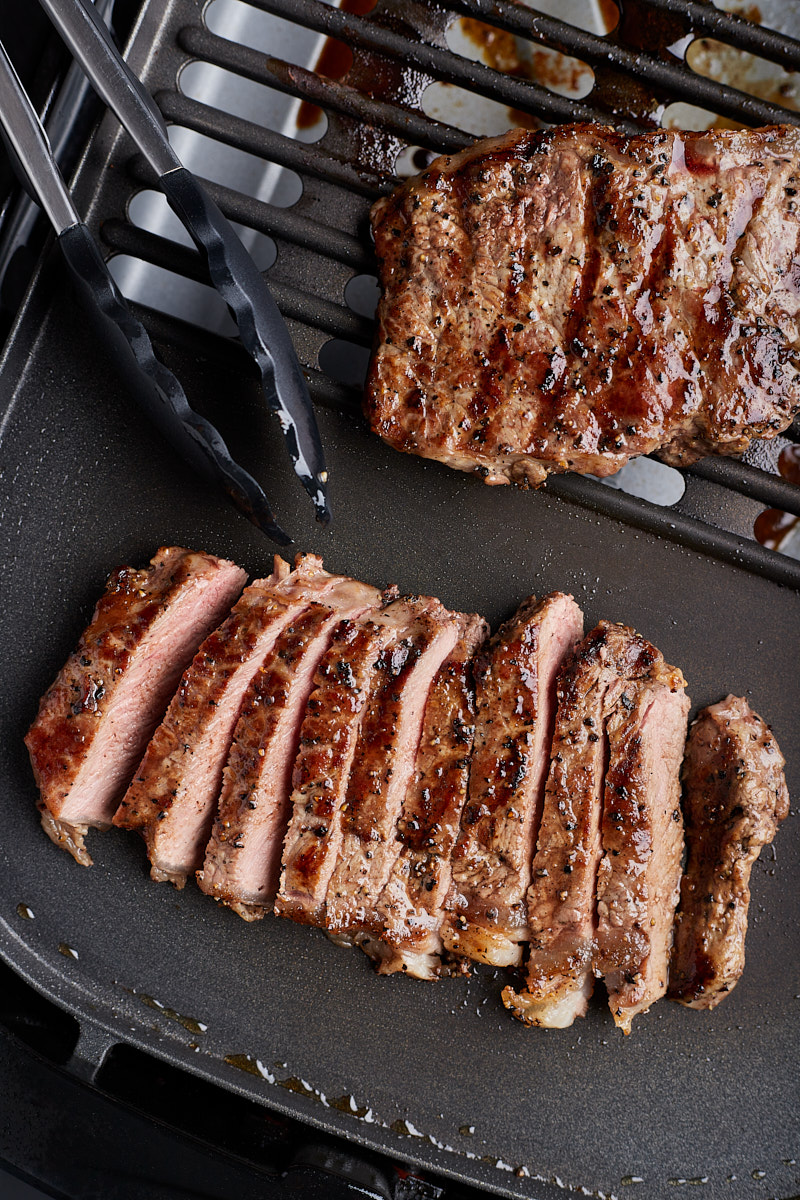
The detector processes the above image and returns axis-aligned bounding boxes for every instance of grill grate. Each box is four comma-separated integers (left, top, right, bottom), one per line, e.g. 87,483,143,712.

91,0,800,583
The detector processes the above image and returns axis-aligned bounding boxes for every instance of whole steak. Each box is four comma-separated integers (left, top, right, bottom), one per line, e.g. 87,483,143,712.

367,124,800,485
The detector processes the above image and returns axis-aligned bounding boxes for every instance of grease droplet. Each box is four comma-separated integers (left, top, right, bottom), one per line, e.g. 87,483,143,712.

16,903,34,920
460,1124,476,1136
138,994,207,1035
278,1076,315,1099
330,1094,368,1117
57,943,78,959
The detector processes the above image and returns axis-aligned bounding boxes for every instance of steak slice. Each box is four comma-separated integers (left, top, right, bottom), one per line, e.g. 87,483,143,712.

368,613,489,979
197,577,383,918
595,661,690,1033
26,547,246,866
275,613,399,926
668,695,789,1011
114,555,348,886
441,593,584,967
367,124,800,486
323,597,461,939
503,621,672,1027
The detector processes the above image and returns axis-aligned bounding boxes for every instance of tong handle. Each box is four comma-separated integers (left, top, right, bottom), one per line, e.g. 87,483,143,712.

36,0,179,177
0,38,77,232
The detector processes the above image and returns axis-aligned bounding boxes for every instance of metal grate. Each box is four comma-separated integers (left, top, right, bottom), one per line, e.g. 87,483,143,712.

90,0,800,586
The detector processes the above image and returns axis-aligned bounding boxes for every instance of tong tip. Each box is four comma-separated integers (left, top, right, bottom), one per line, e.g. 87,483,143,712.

310,474,332,527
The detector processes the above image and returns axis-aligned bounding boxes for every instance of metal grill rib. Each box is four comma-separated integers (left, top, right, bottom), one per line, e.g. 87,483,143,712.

176,31,475,155
448,0,800,127
233,0,619,127
103,221,374,343
641,0,800,66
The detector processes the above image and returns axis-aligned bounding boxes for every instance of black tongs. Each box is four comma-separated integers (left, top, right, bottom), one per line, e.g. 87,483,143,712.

0,0,331,544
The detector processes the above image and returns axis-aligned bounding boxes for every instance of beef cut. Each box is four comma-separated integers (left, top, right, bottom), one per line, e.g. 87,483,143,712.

668,695,789,1010
367,124,800,485
595,655,689,1033
114,555,351,886
323,596,461,940
502,622,661,1027
275,603,406,926
441,593,584,967
197,577,382,918
26,547,246,866
367,613,489,979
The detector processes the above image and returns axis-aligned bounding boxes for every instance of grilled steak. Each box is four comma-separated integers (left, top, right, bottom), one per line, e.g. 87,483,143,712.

275,613,400,925
595,658,689,1033
114,555,348,886
368,613,489,979
198,577,382,918
441,593,583,967
323,597,461,939
669,695,789,1011
367,124,800,485
26,547,246,866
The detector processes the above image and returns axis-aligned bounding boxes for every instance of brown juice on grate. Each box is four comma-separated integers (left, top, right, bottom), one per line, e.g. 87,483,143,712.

296,0,377,129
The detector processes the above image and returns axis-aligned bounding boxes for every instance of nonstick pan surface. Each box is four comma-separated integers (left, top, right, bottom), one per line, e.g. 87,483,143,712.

0,252,798,1200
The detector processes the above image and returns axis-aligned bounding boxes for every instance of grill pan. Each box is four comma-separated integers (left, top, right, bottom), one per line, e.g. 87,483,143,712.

1,0,799,1197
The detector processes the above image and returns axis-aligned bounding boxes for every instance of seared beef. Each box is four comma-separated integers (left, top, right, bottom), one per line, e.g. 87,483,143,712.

368,613,489,979
114,555,348,886
669,696,789,1010
275,610,401,926
26,547,246,866
323,597,460,939
198,578,382,918
503,621,671,1027
441,594,583,967
595,661,689,1033
367,125,800,485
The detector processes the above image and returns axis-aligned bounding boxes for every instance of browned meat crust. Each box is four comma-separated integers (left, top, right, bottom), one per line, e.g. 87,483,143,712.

595,661,690,1033
442,593,584,967
368,613,489,979
323,597,460,938
198,578,381,919
367,124,800,485
668,695,789,1010
275,613,400,926
25,547,246,865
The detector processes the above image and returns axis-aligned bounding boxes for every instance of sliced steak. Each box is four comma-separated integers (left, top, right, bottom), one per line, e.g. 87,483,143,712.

368,613,489,979
114,555,350,886
323,597,461,939
198,577,383,918
503,621,672,1027
669,695,789,1011
26,547,246,866
367,125,800,485
595,661,690,1033
441,593,584,967
275,613,400,926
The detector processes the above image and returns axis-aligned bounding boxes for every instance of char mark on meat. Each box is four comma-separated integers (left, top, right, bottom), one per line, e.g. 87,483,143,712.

366,613,489,980
594,650,690,1034
367,124,800,486
198,577,383,919
26,547,247,866
114,555,352,887
442,593,584,968
322,596,461,941
668,695,789,1011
